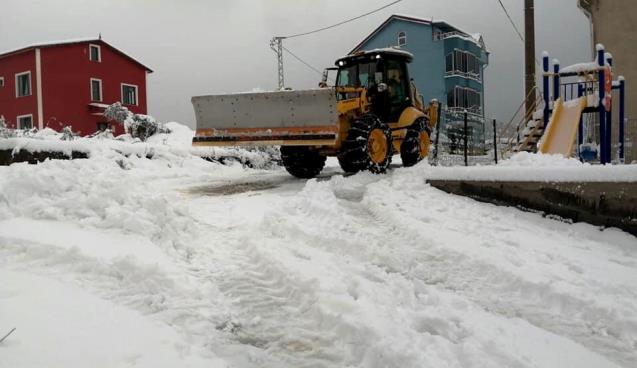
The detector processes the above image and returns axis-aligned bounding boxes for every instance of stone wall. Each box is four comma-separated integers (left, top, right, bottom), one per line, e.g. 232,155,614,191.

580,0,637,162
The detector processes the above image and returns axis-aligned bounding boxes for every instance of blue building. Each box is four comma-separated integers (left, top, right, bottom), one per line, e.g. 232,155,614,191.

351,15,489,151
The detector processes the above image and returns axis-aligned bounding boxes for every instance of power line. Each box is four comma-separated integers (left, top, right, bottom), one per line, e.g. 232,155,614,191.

284,0,403,39
282,46,324,76
496,0,525,43
495,0,541,66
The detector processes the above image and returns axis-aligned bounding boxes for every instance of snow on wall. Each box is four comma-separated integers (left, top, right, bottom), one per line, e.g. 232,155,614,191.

425,152,637,182
0,122,279,169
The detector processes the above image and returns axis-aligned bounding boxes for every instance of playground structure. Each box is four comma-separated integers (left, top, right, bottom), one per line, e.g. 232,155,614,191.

503,44,627,164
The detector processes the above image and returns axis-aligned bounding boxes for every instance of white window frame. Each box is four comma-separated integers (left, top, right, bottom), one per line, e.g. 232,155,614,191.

397,31,407,47
16,114,34,129
0,76,4,87
89,44,101,62
15,71,32,97
90,78,103,102
121,83,139,106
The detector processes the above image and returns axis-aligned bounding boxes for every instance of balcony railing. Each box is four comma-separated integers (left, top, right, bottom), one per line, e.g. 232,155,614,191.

445,70,482,83
444,107,484,119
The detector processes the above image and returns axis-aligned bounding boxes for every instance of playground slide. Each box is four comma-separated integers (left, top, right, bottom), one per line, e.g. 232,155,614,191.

538,97,587,156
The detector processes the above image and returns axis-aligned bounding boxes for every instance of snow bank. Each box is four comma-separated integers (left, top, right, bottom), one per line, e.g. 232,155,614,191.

0,122,279,169
0,137,91,156
0,269,223,368
426,152,637,182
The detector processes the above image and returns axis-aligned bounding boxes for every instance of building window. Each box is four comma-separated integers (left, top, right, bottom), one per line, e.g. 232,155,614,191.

121,83,138,106
17,114,33,129
447,87,481,112
0,77,4,87
97,122,108,132
90,78,102,101
446,50,481,81
15,71,31,97
398,31,406,46
445,53,454,72
89,44,101,62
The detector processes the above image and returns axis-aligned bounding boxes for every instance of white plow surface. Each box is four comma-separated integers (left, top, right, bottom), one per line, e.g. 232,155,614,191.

1,154,636,368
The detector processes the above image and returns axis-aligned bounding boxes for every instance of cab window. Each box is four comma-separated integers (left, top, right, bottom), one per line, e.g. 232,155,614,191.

336,65,357,87
357,62,382,88
385,59,407,103
385,59,409,120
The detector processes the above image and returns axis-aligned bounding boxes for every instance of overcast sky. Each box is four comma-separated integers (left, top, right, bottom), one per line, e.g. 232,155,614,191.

0,0,591,127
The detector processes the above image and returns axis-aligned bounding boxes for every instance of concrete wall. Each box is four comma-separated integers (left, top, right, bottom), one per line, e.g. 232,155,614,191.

580,0,637,162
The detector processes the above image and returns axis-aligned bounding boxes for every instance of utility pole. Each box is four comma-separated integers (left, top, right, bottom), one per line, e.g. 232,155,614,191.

270,37,286,90
524,0,536,118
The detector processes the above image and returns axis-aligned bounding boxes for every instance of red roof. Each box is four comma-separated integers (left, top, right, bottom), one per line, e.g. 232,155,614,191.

0,38,153,73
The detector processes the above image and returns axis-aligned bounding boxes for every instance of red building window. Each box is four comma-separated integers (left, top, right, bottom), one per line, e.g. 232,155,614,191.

15,71,31,97
17,114,33,129
90,78,102,101
121,84,138,106
0,77,4,87
89,44,101,62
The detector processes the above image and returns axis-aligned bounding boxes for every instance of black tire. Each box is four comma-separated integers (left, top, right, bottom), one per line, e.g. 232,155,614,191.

400,117,431,167
280,146,326,179
338,115,393,174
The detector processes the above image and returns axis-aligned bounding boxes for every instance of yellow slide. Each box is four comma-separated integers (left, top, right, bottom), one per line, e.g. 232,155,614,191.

538,97,587,156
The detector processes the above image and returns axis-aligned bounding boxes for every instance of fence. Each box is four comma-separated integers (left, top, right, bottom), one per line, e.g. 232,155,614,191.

432,110,499,167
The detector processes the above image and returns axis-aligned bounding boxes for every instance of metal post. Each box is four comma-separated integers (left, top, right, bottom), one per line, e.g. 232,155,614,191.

597,44,607,164
553,59,560,102
493,119,498,164
433,105,442,164
524,0,536,119
543,52,550,127
464,111,468,166
270,37,285,90
578,83,584,160
619,76,626,163
606,54,613,163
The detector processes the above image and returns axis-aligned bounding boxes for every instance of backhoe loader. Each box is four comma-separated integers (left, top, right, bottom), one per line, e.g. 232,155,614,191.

192,48,439,178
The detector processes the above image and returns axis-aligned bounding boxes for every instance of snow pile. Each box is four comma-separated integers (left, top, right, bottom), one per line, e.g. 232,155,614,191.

426,152,637,182
0,137,92,156
500,151,583,167
0,122,280,169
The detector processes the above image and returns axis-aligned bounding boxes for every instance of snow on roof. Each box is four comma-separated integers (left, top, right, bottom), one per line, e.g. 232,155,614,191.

441,32,488,52
560,62,600,74
387,13,433,25
0,38,153,73
350,14,488,54
0,37,98,55
344,47,414,61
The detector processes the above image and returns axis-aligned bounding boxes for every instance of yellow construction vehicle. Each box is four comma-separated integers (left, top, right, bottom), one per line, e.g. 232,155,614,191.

192,48,439,178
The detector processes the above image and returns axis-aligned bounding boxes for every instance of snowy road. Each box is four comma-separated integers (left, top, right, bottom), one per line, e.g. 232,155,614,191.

1,148,636,367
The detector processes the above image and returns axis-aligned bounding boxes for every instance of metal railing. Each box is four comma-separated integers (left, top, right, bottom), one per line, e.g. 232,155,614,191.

560,80,597,102
444,70,482,83
499,86,545,158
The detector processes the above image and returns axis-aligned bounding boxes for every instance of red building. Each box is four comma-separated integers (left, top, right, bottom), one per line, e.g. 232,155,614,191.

0,38,152,135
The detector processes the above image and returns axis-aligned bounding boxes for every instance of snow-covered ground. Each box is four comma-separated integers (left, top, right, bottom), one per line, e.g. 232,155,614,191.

1,125,636,367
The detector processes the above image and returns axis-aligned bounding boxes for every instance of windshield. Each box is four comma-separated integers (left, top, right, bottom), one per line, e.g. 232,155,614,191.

336,61,382,88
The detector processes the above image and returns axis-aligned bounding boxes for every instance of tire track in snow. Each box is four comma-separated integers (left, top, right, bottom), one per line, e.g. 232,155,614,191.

271,174,637,367
202,240,351,367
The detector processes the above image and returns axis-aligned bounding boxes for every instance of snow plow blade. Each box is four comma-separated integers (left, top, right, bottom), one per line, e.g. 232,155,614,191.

192,89,338,147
